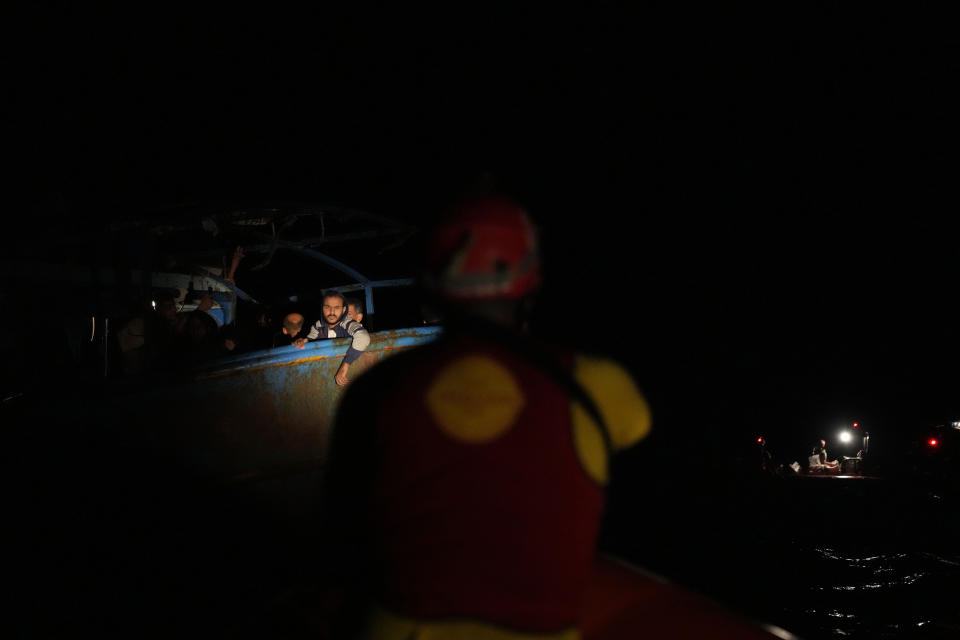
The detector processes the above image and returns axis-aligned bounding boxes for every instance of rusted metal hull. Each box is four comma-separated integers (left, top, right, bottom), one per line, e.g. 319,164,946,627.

98,326,441,491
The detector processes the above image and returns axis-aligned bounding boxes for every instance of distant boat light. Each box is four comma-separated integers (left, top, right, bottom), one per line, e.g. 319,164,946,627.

928,438,939,447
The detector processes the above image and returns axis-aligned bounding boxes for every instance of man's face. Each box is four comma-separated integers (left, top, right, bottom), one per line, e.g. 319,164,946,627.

347,304,363,324
323,297,345,326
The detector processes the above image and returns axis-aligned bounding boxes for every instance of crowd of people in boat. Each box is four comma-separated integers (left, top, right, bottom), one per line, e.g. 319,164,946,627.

115,287,375,382
112,246,387,383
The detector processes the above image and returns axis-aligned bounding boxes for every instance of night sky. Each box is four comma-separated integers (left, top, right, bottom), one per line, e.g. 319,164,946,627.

9,6,959,463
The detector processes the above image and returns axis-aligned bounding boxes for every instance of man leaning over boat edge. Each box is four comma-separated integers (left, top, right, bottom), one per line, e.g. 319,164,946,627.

292,290,370,386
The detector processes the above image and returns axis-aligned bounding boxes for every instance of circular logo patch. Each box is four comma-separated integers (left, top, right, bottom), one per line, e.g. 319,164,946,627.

426,355,525,443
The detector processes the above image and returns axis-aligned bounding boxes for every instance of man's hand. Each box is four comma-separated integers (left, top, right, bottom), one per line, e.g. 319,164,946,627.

292,337,308,349
197,294,214,312
335,361,350,386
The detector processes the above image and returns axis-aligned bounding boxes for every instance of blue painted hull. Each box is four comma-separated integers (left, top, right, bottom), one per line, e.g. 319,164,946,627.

94,326,442,513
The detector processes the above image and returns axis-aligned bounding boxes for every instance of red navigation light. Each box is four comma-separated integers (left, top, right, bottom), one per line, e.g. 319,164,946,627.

928,438,938,447
852,422,859,428
757,437,764,444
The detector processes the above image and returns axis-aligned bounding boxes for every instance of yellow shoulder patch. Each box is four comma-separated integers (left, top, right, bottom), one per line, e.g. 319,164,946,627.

426,355,525,444
572,355,652,451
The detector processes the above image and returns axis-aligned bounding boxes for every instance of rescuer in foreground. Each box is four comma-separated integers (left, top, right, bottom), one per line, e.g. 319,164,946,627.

317,194,653,640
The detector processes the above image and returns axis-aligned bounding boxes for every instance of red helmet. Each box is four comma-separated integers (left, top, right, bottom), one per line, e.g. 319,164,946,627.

424,195,541,301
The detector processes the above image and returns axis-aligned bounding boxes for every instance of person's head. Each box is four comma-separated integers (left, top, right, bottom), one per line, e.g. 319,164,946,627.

154,291,178,323
321,292,347,327
345,297,364,324
282,312,304,338
820,439,826,448
422,194,540,327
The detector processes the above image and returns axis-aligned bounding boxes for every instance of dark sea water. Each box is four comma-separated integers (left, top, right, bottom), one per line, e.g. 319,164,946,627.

775,544,960,638
600,455,960,639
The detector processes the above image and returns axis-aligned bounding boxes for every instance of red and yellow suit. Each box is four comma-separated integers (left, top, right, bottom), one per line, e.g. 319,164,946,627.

324,328,652,640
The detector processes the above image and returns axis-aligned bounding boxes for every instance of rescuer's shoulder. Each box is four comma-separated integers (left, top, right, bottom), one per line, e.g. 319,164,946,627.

572,353,652,451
